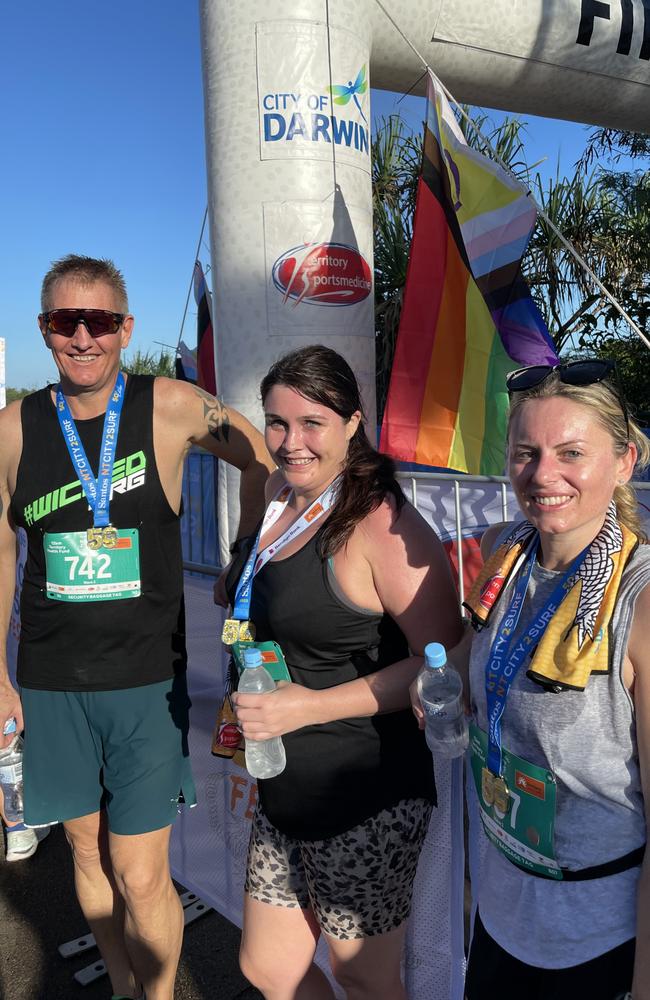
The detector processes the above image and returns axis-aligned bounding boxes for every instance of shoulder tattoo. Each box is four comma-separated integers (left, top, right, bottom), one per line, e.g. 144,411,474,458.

192,385,230,444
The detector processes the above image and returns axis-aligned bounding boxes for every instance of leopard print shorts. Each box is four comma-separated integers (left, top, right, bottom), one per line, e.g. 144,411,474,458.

244,798,433,940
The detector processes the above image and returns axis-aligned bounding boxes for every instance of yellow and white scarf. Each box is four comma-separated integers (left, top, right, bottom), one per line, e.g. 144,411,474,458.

463,504,637,691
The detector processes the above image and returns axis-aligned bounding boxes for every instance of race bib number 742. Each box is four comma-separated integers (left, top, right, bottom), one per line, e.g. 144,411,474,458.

44,530,141,602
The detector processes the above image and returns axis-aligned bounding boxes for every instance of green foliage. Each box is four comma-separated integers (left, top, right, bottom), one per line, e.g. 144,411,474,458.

567,335,650,427
596,169,650,335
122,349,176,378
600,336,650,426
372,115,422,415
5,386,33,403
521,126,649,356
525,169,606,351
579,129,650,170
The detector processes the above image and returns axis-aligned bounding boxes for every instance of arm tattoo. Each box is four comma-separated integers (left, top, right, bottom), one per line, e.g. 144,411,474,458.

192,385,230,444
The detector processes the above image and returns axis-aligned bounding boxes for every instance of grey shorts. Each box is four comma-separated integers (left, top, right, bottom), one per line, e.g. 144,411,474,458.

245,798,433,940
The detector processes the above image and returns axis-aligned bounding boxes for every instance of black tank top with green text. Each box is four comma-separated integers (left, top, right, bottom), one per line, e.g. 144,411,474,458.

11,374,186,691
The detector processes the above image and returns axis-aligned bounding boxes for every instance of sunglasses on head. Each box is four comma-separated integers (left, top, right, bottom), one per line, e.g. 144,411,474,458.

506,358,629,439
41,308,125,338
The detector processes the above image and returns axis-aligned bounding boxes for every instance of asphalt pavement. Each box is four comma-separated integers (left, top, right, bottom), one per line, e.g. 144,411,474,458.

0,823,262,1000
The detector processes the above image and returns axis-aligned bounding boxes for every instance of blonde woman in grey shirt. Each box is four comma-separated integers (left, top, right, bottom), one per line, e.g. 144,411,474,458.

414,360,650,1000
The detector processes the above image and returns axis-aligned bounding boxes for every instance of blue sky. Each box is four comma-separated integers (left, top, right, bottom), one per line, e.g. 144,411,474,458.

1,1,604,390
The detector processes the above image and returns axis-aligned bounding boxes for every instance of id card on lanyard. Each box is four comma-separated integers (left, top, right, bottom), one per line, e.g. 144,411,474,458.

221,477,341,645
471,539,587,879
45,373,142,602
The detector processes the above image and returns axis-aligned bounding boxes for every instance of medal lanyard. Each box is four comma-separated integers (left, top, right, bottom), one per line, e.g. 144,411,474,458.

55,373,125,529
485,538,587,777
232,476,341,622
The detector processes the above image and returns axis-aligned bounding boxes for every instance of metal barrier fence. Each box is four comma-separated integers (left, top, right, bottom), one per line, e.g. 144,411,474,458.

181,450,219,575
182,459,650,606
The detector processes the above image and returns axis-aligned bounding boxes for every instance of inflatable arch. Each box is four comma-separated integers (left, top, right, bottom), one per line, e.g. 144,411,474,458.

162,9,650,996
198,0,649,545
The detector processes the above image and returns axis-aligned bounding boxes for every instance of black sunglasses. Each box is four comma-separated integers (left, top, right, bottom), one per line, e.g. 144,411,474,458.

41,308,125,338
506,359,629,438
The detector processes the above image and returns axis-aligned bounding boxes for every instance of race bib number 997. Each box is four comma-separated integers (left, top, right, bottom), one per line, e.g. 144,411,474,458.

44,530,141,602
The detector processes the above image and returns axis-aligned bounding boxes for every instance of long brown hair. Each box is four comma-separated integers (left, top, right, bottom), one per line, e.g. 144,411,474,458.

508,372,650,541
260,345,405,556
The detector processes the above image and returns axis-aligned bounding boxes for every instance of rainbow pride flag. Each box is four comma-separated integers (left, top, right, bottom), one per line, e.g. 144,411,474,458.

194,261,217,396
380,72,558,475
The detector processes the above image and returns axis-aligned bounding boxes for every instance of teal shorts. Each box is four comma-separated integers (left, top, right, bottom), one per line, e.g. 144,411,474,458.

21,675,196,835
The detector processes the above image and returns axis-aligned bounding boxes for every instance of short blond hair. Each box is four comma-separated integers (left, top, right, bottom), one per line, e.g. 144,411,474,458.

41,254,128,312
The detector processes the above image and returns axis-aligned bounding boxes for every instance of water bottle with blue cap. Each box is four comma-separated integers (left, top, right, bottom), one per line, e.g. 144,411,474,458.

0,719,25,823
238,648,287,779
417,642,468,758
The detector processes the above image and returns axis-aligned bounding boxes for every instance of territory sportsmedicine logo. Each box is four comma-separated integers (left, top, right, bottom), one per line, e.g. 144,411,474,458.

272,242,372,308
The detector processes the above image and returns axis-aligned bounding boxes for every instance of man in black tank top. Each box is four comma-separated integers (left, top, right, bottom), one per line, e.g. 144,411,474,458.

0,255,274,1000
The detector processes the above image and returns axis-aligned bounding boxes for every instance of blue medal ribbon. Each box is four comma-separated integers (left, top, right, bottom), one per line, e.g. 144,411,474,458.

232,534,261,621
485,538,588,777
55,373,125,528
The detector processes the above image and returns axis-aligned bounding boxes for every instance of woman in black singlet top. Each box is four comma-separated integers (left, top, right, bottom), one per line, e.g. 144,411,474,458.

222,346,462,1000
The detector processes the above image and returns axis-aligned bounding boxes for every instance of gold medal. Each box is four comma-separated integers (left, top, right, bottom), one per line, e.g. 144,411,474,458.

221,619,257,644
481,767,495,806
481,768,511,814
101,525,118,549
87,526,118,549
221,619,241,645
493,775,511,815
238,620,256,642
87,527,103,550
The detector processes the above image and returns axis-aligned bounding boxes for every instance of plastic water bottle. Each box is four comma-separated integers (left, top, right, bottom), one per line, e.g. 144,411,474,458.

417,642,468,758
2,717,17,737
239,648,286,779
0,732,25,823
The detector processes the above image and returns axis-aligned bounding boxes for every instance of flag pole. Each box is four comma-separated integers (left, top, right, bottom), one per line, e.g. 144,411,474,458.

176,205,209,353
371,0,650,352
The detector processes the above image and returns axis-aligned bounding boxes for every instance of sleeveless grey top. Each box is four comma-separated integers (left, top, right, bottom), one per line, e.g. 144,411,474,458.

469,543,650,968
